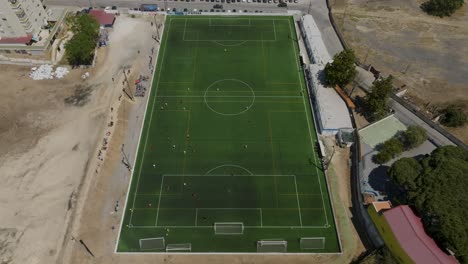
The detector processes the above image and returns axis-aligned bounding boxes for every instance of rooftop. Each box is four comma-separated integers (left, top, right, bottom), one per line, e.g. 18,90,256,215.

309,64,353,133
371,201,392,213
384,206,458,264
301,15,332,65
0,35,32,45
359,115,407,148
89,10,116,26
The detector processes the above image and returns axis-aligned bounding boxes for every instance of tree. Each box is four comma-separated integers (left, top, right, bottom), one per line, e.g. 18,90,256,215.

388,157,421,190
388,146,468,263
441,105,467,127
365,76,393,121
401,125,428,149
421,0,464,17
373,151,393,164
65,14,99,66
324,49,357,87
373,137,404,164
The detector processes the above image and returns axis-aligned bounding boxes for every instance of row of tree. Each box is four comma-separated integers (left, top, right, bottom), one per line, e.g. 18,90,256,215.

324,50,466,127
373,125,428,164
388,146,468,263
65,14,100,66
324,49,394,121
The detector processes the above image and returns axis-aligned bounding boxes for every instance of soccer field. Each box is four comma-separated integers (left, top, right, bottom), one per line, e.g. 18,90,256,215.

117,16,340,253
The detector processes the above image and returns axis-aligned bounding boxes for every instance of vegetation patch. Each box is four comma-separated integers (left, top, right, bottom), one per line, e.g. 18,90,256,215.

388,146,468,263
65,14,100,66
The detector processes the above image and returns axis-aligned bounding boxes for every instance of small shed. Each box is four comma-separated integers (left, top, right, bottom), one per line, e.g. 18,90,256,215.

89,10,116,28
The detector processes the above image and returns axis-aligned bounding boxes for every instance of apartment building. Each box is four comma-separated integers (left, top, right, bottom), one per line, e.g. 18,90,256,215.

0,0,48,43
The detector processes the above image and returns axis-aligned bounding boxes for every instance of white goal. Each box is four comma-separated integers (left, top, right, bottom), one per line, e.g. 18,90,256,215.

166,243,192,252
214,222,244,235
256,240,287,252
139,237,165,250
300,237,325,249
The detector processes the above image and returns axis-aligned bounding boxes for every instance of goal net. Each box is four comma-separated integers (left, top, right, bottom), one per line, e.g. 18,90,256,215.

139,237,165,250
166,243,192,252
256,240,287,252
214,222,244,235
300,237,325,249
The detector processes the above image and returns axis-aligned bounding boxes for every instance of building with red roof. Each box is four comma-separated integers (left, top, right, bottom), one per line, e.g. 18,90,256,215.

89,10,116,28
0,35,32,45
368,203,458,264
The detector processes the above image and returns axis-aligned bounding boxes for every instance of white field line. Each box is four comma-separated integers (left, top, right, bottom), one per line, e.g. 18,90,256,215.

183,18,187,41
288,19,329,227
126,17,172,225
114,16,169,253
260,208,263,227
129,225,327,228
163,174,295,177
273,20,277,41
154,175,165,226
293,175,303,227
158,95,302,98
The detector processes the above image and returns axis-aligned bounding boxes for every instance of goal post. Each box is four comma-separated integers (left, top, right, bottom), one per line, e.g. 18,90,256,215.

214,222,244,235
166,243,192,252
139,237,165,250
300,237,325,249
257,240,287,252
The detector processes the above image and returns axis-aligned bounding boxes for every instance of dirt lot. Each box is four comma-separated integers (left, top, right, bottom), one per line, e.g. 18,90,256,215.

0,14,161,264
331,0,468,142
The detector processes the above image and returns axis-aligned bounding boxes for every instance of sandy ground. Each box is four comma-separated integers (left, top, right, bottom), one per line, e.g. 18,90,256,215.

0,15,161,264
331,0,468,142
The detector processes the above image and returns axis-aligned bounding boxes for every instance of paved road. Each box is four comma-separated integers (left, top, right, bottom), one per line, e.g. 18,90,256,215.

44,0,343,56
390,99,456,147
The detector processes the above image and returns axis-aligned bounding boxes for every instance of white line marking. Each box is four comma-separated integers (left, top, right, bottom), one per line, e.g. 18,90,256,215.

163,174,295,177
260,208,263,227
205,164,254,175
154,175,165,226
273,20,277,41
288,19,329,226
293,175,303,227
127,16,172,225
183,18,187,41
129,225,326,229
159,95,302,98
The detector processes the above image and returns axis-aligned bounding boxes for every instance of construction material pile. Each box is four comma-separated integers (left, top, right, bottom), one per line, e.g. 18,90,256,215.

29,65,70,80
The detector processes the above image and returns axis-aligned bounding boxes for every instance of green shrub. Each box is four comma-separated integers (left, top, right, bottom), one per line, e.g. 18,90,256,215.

421,0,464,17
401,125,427,149
441,105,467,127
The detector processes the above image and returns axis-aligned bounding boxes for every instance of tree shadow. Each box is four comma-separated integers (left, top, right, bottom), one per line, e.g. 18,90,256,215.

367,165,390,195
64,84,93,107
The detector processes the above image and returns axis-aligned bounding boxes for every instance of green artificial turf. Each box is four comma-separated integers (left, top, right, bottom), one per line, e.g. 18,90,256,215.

117,16,339,253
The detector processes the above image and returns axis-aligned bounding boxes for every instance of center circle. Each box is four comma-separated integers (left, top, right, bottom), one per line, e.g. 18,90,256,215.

204,79,255,116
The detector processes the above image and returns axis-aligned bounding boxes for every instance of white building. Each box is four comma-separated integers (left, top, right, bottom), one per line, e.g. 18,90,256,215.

299,15,332,65
0,0,48,43
300,15,353,135
308,64,353,135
